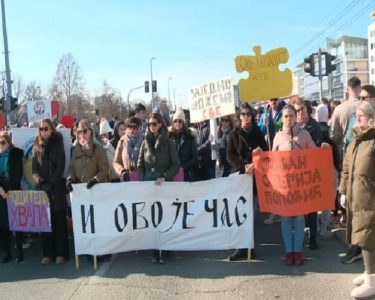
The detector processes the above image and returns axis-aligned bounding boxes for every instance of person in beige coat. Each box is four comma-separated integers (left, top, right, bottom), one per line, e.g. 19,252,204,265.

66,119,109,190
113,117,143,181
339,101,375,299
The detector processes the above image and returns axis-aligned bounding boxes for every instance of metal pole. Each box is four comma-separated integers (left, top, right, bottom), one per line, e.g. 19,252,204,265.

127,85,145,112
318,48,323,101
150,57,156,110
1,0,12,126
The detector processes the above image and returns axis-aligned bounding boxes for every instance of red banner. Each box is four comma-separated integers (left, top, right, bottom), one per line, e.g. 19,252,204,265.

253,148,335,217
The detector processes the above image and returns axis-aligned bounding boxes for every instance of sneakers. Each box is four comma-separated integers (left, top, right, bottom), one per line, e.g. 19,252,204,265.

341,246,362,264
228,249,248,261
285,253,294,265
294,252,304,266
264,214,281,225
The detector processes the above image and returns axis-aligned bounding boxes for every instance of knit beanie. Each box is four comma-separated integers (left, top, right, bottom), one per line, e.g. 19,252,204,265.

173,108,186,123
99,118,113,135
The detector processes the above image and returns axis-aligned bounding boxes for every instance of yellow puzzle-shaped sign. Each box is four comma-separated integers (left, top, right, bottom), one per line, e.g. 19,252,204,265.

235,46,293,102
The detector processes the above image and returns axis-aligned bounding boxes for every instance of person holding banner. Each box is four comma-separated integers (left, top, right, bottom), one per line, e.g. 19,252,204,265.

138,112,180,263
113,117,143,181
169,108,198,182
226,103,267,261
272,105,316,266
0,132,24,263
339,101,375,299
32,119,69,265
216,115,234,177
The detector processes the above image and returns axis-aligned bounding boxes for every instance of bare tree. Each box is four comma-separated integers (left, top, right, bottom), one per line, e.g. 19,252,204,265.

95,80,126,120
12,75,25,101
50,53,83,117
24,81,42,101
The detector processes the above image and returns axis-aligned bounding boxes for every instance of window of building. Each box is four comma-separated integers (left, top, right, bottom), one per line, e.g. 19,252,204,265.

372,68,374,75
372,56,375,63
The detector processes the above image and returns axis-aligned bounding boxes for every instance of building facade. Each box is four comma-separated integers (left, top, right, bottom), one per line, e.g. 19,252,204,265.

369,12,375,86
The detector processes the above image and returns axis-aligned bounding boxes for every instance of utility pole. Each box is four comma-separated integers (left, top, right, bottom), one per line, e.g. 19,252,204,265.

150,57,156,110
1,0,12,126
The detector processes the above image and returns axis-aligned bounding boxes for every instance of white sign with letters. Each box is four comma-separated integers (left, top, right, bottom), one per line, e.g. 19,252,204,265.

71,175,253,255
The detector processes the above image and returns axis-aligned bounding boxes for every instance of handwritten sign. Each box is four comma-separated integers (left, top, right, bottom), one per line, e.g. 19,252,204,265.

27,99,52,124
253,148,335,217
7,191,51,232
189,77,235,123
235,46,292,102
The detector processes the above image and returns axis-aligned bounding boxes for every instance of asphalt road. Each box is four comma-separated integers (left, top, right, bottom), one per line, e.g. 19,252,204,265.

0,213,363,300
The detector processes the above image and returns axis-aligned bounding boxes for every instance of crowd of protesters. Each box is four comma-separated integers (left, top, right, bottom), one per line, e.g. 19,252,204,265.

0,77,374,298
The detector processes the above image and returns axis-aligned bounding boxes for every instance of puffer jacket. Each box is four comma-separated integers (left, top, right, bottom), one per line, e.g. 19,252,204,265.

339,127,375,250
68,139,109,184
138,127,180,181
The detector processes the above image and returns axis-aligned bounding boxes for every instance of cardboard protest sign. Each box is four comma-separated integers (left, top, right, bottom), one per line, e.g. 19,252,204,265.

27,99,52,124
7,191,51,232
71,175,253,255
235,46,292,102
253,148,335,217
189,77,235,123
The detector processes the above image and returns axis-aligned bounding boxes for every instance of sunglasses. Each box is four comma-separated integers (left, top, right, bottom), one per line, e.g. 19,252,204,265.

39,126,50,132
77,128,89,135
240,112,251,117
173,119,183,124
127,124,139,129
0,140,7,146
148,121,159,127
359,96,370,101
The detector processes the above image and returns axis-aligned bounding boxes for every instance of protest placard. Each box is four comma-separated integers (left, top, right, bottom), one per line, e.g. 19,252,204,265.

189,77,235,123
7,191,51,232
235,46,293,102
71,175,253,256
27,99,52,124
253,148,335,216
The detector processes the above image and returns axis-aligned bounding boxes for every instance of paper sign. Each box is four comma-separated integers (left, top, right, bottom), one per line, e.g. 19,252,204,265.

189,77,235,123
27,99,52,124
7,191,51,232
235,46,292,102
253,148,335,216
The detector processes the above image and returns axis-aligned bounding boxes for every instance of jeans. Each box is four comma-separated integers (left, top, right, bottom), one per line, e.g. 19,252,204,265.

281,216,305,253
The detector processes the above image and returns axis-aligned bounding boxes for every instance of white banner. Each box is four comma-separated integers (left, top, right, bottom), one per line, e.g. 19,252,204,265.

71,175,253,255
11,128,72,189
27,99,52,124
189,77,235,123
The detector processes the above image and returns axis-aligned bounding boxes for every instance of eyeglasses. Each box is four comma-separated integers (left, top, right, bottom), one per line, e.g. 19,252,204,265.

359,96,370,101
173,119,183,124
39,126,49,132
77,128,89,135
240,112,251,117
127,124,138,129
0,140,7,146
148,121,159,127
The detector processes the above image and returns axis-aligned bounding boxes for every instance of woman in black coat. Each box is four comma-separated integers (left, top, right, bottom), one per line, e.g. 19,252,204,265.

226,103,268,261
0,132,24,263
32,118,69,265
169,108,198,182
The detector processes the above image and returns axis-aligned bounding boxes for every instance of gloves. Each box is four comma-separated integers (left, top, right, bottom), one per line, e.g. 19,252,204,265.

66,180,73,193
40,182,53,192
122,172,130,182
86,177,98,189
340,194,346,208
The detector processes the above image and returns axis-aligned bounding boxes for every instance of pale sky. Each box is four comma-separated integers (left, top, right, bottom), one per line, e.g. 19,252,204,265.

2,0,374,108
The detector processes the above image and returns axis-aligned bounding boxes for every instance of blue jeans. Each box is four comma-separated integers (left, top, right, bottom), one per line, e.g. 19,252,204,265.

281,216,305,253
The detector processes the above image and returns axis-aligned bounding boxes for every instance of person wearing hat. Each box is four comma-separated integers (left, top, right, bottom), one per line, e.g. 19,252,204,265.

226,103,268,261
169,108,198,182
113,117,143,181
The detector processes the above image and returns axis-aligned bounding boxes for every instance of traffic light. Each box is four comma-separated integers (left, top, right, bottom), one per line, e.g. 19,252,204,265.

10,97,18,110
326,54,336,75
145,81,149,93
304,55,315,76
152,80,157,93
0,98,3,111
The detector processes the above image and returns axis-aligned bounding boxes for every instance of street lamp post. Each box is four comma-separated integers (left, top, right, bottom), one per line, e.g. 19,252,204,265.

167,77,172,110
150,57,156,109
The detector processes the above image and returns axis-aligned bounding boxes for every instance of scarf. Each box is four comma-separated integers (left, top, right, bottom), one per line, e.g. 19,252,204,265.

0,149,10,178
127,133,143,165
